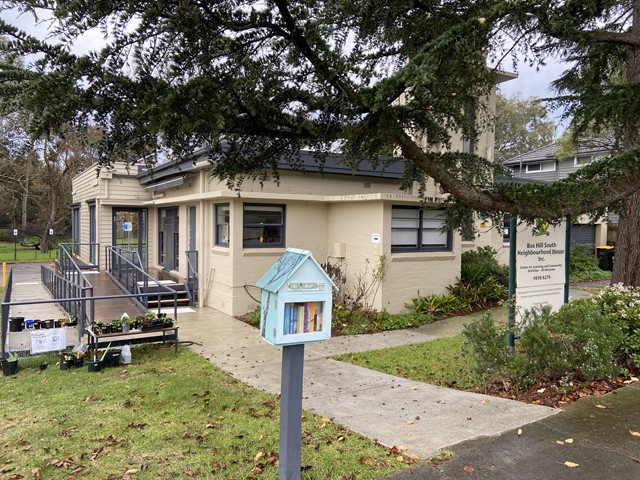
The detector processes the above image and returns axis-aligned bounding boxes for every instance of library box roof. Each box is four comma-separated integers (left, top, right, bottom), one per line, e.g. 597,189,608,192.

256,248,336,294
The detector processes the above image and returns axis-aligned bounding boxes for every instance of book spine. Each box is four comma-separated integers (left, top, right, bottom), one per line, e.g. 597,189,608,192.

297,305,304,334
283,304,291,335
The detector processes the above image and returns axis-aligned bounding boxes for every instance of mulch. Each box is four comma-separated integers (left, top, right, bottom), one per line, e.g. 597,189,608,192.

468,372,640,408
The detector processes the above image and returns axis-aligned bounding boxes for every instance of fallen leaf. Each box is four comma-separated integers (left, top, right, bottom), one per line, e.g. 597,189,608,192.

31,468,40,478
565,438,574,444
184,470,194,477
481,400,489,405
537,388,546,393
8,474,23,480
124,468,138,475
396,456,404,462
517,429,523,436
564,461,579,468
556,440,565,445
254,451,266,462
360,456,373,465
409,453,420,460
397,445,408,451
629,430,640,437
406,421,414,425
463,465,475,473
595,404,608,409
623,377,639,384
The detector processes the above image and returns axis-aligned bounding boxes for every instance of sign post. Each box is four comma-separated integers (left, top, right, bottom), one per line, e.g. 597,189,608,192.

13,228,17,261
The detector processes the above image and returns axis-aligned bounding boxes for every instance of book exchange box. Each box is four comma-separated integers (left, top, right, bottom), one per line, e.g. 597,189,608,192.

256,248,336,346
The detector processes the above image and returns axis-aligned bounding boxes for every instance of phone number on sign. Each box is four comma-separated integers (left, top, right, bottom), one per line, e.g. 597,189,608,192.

533,275,552,281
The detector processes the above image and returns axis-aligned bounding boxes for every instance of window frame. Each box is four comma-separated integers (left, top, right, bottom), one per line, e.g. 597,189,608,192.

391,206,452,253
525,160,556,173
215,203,230,247
242,203,286,248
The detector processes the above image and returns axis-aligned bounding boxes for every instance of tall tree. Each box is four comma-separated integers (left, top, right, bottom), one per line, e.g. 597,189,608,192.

494,93,556,163
504,0,640,285
0,1,639,281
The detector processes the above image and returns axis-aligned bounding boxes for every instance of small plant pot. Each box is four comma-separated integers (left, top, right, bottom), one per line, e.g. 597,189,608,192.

54,319,62,328
9,317,24,332
2,360,18,376
122,323,130,333
86,360,102,372
43,319,54,329
102,349,121,368
60,354,78,370
33,320,42,330
25,319,35,329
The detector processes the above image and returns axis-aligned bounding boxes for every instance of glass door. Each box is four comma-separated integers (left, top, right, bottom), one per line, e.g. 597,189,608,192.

112,208,148,267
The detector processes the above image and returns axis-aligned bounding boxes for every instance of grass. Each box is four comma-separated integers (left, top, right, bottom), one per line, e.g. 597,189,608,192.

0,240,58,263
0,344,411,479
334,336,478,389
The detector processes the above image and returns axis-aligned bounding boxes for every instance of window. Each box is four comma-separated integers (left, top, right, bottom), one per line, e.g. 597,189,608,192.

243,204,285,247
574,154,604,167
525,160,556,173
215,204,230,246
391,207,451,252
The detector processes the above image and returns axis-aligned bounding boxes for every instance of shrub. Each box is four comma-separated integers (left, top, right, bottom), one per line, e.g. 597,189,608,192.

569,243,610,281
447,276,507,310
591,283,640,366
409,293,469,317
461,246,509,287
463,300,623,390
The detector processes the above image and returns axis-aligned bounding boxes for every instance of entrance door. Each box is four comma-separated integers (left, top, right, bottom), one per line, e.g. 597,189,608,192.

159,207,179,271
112,209,148,266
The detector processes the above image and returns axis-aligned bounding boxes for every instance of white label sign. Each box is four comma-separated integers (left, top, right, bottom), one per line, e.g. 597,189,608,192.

122,222,133,232
516,220,566,288
371,233,381,244
30,328,66,354
516,284,565,323
13,229,17,236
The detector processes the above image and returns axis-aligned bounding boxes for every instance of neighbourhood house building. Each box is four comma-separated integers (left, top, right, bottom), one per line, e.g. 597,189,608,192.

503,143,614,247
71,77,512,317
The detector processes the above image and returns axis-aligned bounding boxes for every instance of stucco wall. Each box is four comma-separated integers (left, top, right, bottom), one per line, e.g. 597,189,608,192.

381,203,461,313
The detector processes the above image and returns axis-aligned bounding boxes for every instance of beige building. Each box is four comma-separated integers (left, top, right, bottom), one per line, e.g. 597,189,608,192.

71,79,512,317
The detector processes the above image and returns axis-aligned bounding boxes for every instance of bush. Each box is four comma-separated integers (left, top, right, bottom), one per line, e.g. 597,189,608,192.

447,276,507,310
461,246,509,287
569,243,611,281
408,293,469,317
591,283,640,366
463,300,623,389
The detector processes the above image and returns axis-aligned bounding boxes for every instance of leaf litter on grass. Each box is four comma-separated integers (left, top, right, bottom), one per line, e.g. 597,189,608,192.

1,344,411,479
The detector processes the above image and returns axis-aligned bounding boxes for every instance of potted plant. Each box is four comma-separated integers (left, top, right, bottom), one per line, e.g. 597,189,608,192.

2,352,18,376
120,313,132,333
110,319,123,333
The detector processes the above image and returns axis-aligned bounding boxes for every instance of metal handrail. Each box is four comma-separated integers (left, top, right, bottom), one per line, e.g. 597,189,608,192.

50,244,95,329
58,242,100,272
0,269,13,361
105,245,179,319
185,250,199,307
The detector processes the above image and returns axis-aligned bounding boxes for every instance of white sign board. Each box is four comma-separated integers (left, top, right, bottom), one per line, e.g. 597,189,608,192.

13,229,17,236
371,233,381,244
122,222,133,232
515,220,567,322
30,328,66,354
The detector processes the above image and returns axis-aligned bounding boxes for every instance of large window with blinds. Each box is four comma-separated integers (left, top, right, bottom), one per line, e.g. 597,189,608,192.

391,207,452,252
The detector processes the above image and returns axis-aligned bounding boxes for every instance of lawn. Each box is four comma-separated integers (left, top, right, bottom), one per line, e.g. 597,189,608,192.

0,344,410,479
334,336,478,389
0,240,58,263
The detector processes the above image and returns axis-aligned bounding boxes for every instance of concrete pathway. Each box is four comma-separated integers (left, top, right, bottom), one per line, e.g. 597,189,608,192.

177,306,556,460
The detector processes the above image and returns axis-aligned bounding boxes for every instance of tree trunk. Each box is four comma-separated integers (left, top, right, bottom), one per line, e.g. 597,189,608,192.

611,7,640,287
611,191,640,285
